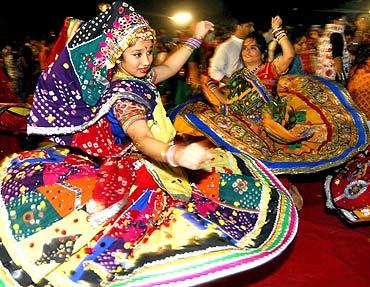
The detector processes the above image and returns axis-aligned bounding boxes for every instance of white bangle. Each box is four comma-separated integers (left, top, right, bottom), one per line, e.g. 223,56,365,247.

166,144,179,167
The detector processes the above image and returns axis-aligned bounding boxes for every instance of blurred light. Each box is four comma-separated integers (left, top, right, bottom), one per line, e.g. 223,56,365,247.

98,3,110,12
169,12,192,26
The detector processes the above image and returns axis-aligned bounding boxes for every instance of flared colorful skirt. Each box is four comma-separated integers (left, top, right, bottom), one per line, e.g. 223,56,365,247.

0,146,297,287
170,75,369,174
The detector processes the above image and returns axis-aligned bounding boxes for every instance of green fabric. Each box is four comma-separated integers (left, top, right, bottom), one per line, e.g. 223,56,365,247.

70,34,108,106
219,173,262,210
7,190,61,241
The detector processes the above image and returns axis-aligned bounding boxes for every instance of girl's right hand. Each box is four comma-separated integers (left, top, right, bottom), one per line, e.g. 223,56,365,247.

174,142,214,170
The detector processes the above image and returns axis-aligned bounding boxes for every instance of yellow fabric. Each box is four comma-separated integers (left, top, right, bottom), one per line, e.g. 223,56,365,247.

202,148,241,174
0,261,18,287
0,209,99,283
146,96,192,200
8,106,31,116
202,83,222,107
46,246,105,286
66,18,83,43
147,96,176,143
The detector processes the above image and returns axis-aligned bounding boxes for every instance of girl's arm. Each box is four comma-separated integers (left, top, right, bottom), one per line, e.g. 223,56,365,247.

153,21,214,83
126,120,213,170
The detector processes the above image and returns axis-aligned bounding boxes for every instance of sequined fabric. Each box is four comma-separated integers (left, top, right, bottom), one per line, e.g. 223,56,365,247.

172,74,369,174
325,146,370,223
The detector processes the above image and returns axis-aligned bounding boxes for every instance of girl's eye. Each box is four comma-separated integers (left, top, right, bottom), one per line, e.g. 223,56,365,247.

134,53,142,57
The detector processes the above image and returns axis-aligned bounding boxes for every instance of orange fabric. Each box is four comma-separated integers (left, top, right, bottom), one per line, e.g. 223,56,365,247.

38,177,96,217
347,56,370,119
173,115,204,137
195,169,220,200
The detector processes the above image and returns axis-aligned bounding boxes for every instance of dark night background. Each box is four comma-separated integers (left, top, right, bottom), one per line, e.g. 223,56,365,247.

0,0,368,42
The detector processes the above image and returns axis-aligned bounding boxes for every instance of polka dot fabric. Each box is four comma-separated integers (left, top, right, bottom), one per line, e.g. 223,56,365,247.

28,1,155,136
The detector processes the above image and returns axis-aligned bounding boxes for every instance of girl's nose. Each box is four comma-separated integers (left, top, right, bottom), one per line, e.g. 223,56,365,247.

142,54,150,65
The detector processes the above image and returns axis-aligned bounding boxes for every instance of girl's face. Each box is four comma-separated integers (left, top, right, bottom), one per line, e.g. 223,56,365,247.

241,38,262,65
119,40,154,78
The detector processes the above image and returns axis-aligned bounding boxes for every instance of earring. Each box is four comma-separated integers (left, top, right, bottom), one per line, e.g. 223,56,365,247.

116,59,121,65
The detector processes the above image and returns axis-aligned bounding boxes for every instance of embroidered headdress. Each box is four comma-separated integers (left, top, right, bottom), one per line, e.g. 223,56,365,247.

28,1,155,136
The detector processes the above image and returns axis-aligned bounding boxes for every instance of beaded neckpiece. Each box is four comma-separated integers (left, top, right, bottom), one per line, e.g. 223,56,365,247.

113,68,135,80
244,64,262,78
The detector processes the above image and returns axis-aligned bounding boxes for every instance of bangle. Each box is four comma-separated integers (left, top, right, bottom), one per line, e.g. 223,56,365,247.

277,35,287,44
272,27,287,43
160,148,168,162
272,27,282,34
180,37,202,51
205,80,218,91
193,33,203,40
206,79,217,87
181,44,194,53
166,144,179,167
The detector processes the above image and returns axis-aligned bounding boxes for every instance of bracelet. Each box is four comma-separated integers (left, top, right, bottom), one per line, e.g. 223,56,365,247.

193,33,203,40
277,35,287,44
166,144,179,167
205,79,217,87
336,71,345,82
205,79,218,91
272,27,282,34
272,27,287,43
160,148,167,162
180,37,203,51
181,44,195,53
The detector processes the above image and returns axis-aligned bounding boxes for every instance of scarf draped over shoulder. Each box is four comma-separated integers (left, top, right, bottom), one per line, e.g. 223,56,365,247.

27,1,155,136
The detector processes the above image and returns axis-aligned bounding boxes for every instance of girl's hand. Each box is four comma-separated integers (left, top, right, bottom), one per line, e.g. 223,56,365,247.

193,20,215,40
174,142,214,170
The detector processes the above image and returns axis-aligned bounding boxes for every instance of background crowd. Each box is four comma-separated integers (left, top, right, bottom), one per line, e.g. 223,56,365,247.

1,12,369,111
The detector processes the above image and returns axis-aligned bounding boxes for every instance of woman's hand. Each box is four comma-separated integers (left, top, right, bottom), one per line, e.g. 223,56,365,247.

271,16,283,30
173,142,214,170
193,20,215,40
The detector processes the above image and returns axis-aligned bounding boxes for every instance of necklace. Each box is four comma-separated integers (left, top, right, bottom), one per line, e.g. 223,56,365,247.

114,68,135,80
244,64,262,77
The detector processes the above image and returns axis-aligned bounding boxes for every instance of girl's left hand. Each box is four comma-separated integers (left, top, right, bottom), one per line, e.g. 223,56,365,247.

193,20,215,40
